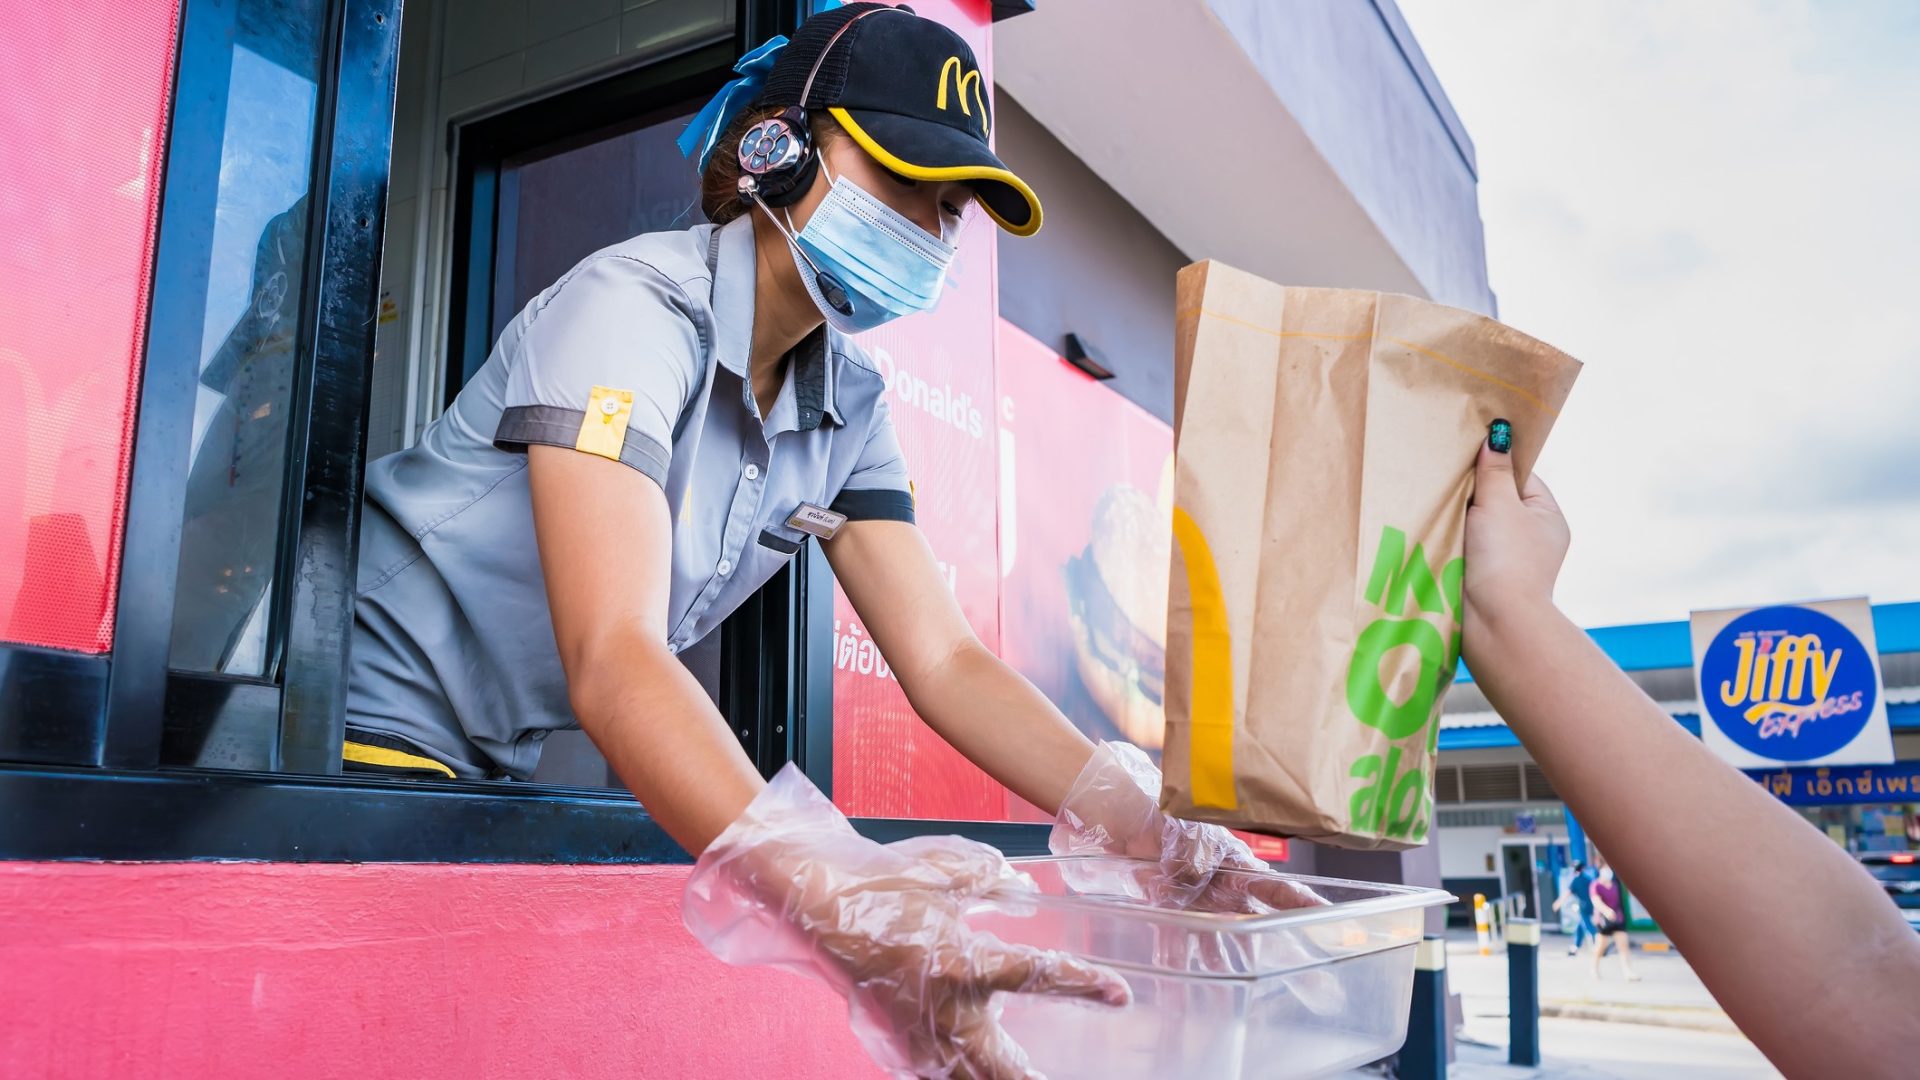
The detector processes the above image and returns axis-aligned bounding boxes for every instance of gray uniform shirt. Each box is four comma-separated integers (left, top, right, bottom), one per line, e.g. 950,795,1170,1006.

347,215,914,778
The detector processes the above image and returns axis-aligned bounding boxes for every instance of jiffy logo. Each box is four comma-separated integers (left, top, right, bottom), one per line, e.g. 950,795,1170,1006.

1700,606,1878,761
1343,526,1463,841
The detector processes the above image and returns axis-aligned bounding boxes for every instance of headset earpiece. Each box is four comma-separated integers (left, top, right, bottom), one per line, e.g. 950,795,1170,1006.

737,106,819,208
730,7,898,321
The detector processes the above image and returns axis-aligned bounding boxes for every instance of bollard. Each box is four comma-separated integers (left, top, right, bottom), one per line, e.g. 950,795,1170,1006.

1400,934,1449,1080
1507,918,1542,1067
1473,893,1492,956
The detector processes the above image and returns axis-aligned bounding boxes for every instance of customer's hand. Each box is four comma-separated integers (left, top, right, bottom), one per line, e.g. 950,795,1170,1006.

1462,432,1570,634
685,766,1130,1080
1051,741,1325,915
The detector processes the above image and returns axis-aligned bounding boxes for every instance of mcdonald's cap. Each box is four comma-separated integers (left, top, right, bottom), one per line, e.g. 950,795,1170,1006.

754,3,1042,235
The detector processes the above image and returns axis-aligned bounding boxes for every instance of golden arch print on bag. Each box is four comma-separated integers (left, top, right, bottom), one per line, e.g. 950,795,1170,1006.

1158,261,1581,850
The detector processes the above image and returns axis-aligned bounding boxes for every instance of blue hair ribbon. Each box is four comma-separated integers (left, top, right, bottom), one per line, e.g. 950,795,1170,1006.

677,36,789,172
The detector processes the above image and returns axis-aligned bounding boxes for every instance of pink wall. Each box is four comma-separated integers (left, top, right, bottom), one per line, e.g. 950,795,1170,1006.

0,0,179,652
0,863,886,1079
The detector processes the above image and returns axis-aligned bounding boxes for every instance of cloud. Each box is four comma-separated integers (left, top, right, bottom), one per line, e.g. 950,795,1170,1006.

1398,0,1920,626
1602,228,1711,284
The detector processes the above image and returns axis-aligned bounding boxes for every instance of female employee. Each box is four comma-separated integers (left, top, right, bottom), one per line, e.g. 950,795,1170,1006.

347,6,1296,1077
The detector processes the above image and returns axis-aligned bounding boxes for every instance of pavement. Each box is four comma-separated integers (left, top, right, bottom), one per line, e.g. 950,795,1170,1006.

1364,928,1778,1078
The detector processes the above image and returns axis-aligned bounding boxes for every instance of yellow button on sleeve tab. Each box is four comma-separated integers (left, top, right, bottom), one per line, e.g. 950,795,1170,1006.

576,386,634,461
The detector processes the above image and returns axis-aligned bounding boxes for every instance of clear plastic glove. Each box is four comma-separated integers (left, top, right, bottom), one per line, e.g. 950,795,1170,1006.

1051,743,1345,1012
685,764,1131,1080
1050,741,1327,914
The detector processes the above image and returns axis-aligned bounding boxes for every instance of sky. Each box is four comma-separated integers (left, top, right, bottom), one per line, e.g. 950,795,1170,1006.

1395,0,1920,628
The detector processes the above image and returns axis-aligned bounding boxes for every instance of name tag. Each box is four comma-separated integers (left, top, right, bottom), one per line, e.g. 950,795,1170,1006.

787,503,847,539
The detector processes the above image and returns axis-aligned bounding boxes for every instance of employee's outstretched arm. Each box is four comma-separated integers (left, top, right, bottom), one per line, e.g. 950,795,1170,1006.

1460,439,1920,1079
527,445,1124,1079
827,519,1324,913
824,518,1099,814
528,445,763,853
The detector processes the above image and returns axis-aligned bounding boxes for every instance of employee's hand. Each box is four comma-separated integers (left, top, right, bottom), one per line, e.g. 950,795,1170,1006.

685,766,1129,1080
1462,432,1570,635
1050,741,1326,915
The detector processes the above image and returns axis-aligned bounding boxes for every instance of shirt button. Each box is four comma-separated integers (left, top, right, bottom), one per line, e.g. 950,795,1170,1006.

599,397,621,416
743,463,760,481
717,559,733,576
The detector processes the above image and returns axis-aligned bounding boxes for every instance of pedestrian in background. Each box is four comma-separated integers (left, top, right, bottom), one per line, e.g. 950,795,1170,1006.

1588,860,1640,979
1552,859,1598,956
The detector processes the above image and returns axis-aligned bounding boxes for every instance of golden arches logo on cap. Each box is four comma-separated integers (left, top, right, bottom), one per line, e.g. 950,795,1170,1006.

935,56,988,136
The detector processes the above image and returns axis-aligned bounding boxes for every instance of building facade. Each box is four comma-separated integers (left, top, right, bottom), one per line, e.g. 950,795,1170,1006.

1434,602,1920,928
1,1,1488,1073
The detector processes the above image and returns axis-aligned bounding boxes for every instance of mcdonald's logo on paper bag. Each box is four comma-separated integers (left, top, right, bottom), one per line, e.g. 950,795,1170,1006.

1156,261,1582,850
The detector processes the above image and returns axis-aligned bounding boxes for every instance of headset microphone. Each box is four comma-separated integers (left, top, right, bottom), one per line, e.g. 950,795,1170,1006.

729,8,898,322
737,175,854,317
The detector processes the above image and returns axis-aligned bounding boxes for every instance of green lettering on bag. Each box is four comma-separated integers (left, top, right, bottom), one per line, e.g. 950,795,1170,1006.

1348,747,1432,839
1346,617,1448,740
1344,524,1464,838
1363,526,1447,617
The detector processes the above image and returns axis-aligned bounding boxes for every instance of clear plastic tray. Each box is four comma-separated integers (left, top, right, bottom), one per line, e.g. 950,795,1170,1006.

964,856,1453,1080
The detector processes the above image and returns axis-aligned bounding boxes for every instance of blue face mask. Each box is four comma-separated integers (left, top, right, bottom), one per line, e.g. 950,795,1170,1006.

783,164,956,335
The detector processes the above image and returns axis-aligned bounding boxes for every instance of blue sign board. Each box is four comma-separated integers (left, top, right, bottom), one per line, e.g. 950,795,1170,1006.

1746,760,1920,806
1698,604,1882,763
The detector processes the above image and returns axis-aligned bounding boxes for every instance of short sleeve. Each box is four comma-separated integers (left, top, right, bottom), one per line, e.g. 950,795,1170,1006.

829,393,916,524
493,255,704,488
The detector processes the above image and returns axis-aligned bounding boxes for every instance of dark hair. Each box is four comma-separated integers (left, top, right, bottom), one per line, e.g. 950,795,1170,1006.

699,108,845,225
1574,861,1588,873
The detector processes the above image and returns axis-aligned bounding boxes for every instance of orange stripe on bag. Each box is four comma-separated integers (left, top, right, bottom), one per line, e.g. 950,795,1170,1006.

1172,506,1236,810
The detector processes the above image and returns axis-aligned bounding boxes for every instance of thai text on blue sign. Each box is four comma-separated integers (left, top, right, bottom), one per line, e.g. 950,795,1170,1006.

1746,760,1920,805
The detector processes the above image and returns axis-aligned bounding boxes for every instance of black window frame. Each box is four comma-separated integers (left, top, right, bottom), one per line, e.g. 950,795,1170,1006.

0,0,1050,864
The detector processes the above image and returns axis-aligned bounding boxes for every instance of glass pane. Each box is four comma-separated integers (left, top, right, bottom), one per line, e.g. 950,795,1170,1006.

168,0,328,674
490,110,709,789
491,112,704,343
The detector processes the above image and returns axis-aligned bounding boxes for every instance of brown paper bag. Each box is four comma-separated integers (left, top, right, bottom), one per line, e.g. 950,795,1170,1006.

1160,262,1582,849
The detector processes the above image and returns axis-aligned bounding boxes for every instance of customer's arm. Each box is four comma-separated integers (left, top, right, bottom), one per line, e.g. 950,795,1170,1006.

1461,439,1920,1078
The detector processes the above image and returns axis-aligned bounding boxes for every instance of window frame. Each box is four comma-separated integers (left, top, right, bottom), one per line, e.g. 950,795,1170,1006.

0,0,1052,863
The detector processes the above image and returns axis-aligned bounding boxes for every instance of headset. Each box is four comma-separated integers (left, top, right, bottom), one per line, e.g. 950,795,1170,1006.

735,6,899,317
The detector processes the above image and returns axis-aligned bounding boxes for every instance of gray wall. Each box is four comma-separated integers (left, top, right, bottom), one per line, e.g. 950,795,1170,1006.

994,94,1190,424
1206,0,1495,314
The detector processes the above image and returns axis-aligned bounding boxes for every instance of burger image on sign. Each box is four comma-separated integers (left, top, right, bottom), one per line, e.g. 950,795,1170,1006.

1065,485,1170,750
1691,598,1893,769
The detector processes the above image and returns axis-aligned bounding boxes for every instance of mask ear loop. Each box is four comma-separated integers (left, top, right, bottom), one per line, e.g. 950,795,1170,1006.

739,172,853,317
737,6,898,321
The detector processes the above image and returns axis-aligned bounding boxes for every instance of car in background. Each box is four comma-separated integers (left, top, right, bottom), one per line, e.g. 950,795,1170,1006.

1860,852,1920,931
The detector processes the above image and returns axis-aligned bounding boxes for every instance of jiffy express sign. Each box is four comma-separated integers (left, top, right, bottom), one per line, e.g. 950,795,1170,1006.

1690,598,1892,769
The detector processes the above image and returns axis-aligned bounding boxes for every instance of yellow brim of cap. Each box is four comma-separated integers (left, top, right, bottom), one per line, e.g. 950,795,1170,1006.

828,106,1043,237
